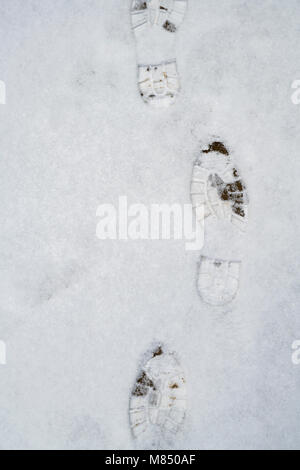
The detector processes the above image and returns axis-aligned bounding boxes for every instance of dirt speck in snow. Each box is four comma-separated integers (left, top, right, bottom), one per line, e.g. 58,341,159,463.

202,141,229,156
132,371,156,397
152,346,163,358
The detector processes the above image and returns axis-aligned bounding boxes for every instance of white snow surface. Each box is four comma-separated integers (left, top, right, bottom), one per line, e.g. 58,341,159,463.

0,0,300,450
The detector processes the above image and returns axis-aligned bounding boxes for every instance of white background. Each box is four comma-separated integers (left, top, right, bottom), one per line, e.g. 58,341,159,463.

0,0,299,449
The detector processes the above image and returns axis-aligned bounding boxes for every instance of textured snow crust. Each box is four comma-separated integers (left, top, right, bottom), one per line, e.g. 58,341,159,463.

0,0,300,450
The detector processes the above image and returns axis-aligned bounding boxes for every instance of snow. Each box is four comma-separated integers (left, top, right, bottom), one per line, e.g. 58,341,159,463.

0,0,300,450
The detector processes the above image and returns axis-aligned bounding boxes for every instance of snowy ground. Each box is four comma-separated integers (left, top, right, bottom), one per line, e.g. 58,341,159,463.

0,0,300,450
